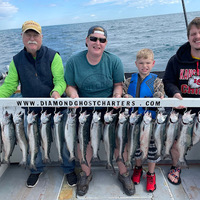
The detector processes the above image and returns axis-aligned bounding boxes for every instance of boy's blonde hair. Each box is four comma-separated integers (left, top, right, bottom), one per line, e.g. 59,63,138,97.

136,48,154,60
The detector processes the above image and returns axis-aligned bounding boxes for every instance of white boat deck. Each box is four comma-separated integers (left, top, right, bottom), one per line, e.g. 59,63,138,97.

0,163,200,200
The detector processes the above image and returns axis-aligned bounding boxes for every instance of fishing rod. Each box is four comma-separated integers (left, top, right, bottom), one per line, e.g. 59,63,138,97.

181,0,188,29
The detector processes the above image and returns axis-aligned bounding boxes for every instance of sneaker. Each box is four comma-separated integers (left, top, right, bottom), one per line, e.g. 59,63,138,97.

77,171,93,196
146,172,156,192
26,173,42,188
66,171,77,187
132,166,143,184
118,172,135,196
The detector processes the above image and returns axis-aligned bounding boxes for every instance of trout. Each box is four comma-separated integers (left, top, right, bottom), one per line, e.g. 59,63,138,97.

103,110,117,172
64,112,77,162
78,111,90,166
140,111,152,161
27,111,39,170
153,111,167,160
90,111,102,162
126,111,142,168
116,111,129,163
13,111,28,167
177,110,195,168
192,112,200,146
40,110,52,164
1,111,16,164
53,111,64,163
163,110,179,160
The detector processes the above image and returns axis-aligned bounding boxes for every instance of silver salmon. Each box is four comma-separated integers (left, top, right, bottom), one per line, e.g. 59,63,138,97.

177,110,195,168
40,110,52,164
153,111,167,160
103,110,117,172
126,111,142,168
192,112,200,145
163,110,179,160
27,111,39,170
13,111,28,167
140,111,153,161
53,111,64,163
116,111,129,163
78,111,90,166
64,112,77,162
1,111,16,164
90,111,102,162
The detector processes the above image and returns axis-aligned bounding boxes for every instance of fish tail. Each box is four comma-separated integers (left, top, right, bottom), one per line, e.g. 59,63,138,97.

81,158,89,167
116,156,124,164
177,160,189,169
43,158,51,164
19,160,27,168
69,156,75,162
163,154,171,160
58,157,63,164
106,162,116,174
92,155,101,162
29,164,37,171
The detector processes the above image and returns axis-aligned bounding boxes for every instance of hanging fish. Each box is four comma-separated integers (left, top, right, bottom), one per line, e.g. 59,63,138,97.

90,111,102,162
27,111,39,170
40,110,52,164
103,110,117,173
192,112,200,146
64,111,77,162
116,111,129,163
140,111,153,161
163,110,180,160
126,111,142,168
177,110,195,168
78,111,90,166
13,111,28,167
153,111,167,160
53,111,64,163
1,111,16,164
0,125,2,166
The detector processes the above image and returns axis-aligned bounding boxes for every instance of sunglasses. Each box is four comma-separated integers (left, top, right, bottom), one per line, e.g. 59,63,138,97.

89,36,107,43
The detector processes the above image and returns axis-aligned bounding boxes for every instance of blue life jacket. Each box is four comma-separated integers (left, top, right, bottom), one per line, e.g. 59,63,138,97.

127,73,157,119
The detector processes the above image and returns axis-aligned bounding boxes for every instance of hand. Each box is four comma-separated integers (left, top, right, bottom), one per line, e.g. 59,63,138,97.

51,91,60,99
112,93,121,109
173,93,185,109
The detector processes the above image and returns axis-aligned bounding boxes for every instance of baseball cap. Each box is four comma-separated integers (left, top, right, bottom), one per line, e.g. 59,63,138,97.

22,20,42,34
87,25,107,38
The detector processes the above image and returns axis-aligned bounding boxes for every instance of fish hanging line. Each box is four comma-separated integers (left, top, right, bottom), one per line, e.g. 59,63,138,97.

181,0,188,29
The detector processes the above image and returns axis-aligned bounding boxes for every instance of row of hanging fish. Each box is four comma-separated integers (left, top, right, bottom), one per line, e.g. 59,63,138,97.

0,108,200,170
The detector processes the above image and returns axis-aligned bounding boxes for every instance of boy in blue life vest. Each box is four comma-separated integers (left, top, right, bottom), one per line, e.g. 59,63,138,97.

123,48,165,192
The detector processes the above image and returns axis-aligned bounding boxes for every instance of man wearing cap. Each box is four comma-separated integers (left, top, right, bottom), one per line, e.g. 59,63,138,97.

65,26,135,196
0,20,77,188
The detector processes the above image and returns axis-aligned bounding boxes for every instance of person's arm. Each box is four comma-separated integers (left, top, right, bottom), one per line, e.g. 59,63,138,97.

0,60,19,97
50,53,66,98
113,82,123,98
153,77,165,98
163,57,181,97
66,85,79,98
122,77,133,98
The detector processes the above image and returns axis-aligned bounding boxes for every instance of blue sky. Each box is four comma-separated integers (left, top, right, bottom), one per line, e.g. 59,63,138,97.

0,0,199,30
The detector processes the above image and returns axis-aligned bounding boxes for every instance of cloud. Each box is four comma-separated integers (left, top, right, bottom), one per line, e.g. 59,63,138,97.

0,0,18,19
49,4,57,7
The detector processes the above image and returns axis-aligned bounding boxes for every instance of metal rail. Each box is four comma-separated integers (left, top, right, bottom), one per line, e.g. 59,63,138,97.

0,97,200,108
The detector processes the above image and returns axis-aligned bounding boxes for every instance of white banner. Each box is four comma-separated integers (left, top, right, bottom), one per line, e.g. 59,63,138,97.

0,97,200,108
